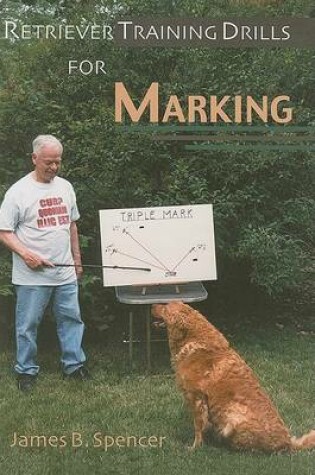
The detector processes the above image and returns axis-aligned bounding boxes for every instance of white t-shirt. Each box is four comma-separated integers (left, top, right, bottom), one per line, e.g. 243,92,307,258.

0,173,80,285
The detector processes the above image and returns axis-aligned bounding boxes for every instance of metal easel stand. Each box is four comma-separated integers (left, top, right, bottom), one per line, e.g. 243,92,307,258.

125,305,154,372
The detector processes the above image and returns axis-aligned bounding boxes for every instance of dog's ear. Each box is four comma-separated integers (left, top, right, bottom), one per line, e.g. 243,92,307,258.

163,301,188,325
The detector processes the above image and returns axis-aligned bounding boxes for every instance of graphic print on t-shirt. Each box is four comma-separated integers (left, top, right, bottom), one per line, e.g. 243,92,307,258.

37,196,70,228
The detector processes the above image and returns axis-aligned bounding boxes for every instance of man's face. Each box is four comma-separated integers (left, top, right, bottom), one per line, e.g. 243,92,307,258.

32,144,62,183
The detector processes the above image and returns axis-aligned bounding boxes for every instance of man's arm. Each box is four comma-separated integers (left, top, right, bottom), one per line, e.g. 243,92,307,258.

70,222,83,279
0,231,54,269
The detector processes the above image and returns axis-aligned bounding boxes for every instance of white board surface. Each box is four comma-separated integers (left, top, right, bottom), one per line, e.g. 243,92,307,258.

99,204,217,287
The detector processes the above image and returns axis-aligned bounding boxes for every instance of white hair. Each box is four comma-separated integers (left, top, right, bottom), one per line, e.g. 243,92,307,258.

32,135,63,153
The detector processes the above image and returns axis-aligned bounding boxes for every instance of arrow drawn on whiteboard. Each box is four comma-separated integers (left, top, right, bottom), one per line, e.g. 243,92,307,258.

123,229,172,272
114,250,167,272
170,247,195,272
170,244,207,272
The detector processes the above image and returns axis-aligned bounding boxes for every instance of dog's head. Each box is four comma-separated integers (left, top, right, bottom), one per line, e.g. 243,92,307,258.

152,301,189,325
152,302,228,357
151,301,196,347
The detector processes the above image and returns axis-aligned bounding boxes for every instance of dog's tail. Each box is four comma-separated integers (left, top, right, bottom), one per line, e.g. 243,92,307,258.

291,430,315,450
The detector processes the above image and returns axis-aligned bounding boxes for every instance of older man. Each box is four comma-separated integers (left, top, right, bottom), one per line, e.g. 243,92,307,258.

0,135,89,391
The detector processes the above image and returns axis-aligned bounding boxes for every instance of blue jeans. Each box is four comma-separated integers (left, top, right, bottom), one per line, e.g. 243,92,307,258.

15,282,86,375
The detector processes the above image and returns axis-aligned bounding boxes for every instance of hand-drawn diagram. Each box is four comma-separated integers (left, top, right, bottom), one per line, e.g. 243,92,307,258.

99,204,217,286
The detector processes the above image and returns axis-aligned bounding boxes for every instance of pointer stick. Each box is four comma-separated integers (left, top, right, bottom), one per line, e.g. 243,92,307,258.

53,263,151,272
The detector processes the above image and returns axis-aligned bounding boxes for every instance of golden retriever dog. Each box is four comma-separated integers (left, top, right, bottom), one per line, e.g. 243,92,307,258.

152,301,315,452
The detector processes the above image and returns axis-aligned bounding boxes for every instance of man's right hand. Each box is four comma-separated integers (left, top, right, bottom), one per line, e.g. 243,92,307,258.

21,250,54,270
0,231,54,269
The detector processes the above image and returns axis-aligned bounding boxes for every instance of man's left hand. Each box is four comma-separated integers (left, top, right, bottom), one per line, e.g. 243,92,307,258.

74,262,84,279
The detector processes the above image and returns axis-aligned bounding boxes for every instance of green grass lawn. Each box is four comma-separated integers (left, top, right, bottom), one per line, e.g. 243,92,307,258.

0,311,314,475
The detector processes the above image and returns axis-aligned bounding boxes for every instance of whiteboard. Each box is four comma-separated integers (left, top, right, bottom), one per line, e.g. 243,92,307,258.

99,204,217,287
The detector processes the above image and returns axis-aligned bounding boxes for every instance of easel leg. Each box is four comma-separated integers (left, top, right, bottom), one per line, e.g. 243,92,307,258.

129,310,133,369
145,305,151,372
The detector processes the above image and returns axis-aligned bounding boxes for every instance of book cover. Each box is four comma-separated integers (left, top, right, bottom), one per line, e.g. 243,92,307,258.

0,1,314,474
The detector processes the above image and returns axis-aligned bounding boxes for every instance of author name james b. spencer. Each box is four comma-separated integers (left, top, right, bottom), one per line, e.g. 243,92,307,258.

9,431,166,451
